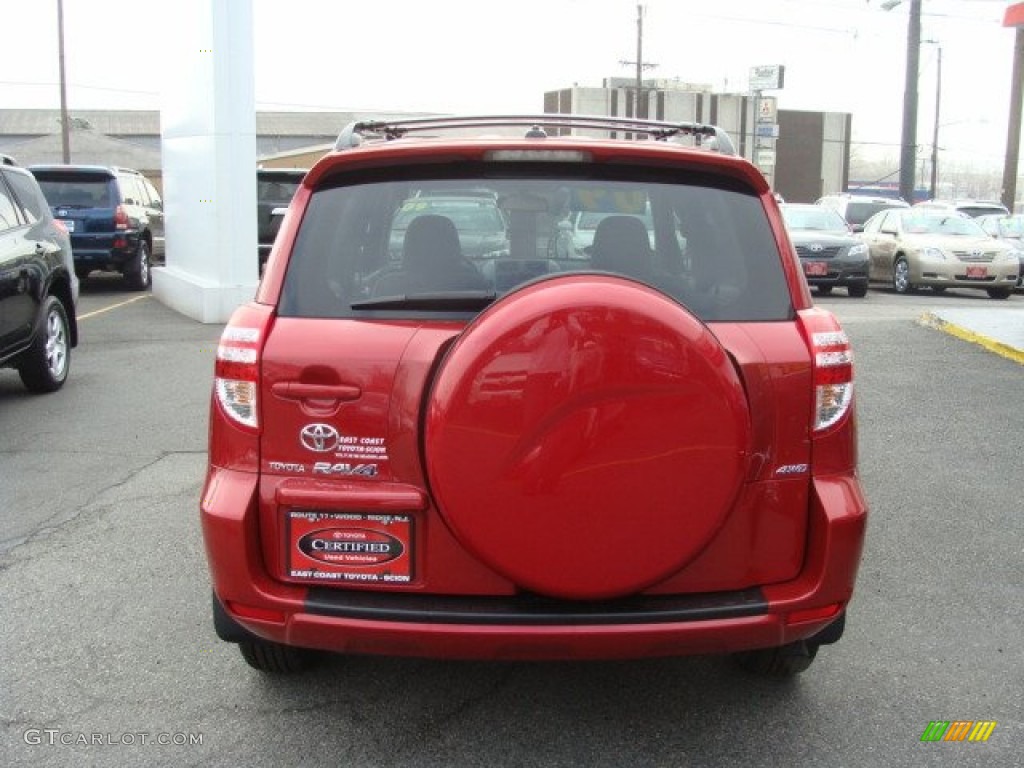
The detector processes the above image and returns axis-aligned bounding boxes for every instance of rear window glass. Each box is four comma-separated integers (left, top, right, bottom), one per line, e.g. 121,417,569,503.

33,174,115,209
844,201,904,227
279,164,792,323
258,176,303,204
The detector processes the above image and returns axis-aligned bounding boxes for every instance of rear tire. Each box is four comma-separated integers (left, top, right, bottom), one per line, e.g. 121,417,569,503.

238,640,312,674
987,287,1011,299
733,639,818,678
18,296,71,393
847,282,868,298
124,240,152,291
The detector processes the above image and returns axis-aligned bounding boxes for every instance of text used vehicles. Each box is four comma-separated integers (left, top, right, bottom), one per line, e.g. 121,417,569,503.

202,115,868,678
860,207,1020,298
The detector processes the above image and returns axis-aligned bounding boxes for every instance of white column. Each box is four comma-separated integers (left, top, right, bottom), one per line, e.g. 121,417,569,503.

153,0,258,323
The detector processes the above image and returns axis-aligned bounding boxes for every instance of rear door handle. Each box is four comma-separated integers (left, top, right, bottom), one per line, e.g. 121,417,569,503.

271,382,362,402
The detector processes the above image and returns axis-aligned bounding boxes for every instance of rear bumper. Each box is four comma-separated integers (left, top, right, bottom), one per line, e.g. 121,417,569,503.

201,471,867,660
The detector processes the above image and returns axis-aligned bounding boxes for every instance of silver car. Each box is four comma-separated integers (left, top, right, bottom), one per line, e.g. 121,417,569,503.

860,208,1020,299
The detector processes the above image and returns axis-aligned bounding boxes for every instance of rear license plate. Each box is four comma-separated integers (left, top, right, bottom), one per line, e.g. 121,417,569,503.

59,219,75,232
803,261,828,277
965,265,987,279
286,510,414,584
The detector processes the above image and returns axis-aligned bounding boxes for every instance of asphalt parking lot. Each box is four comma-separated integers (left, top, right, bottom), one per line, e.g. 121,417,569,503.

1,278,1021,767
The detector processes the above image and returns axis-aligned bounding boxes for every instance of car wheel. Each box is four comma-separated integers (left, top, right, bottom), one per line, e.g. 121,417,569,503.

986,287,1011,300
931,286,946,294
74,267,91,280
847,282,868,298
18,296,71,393
816,285,833,296
733,639,818,678
124,241,152,291
238,640,311,674
892,257,913,294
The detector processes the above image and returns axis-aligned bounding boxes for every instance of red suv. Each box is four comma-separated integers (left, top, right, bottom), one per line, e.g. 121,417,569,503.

202,115,868,677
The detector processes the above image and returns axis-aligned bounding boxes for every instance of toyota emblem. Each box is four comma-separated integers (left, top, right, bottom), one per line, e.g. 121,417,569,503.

809,243,824,253
300,423,340,452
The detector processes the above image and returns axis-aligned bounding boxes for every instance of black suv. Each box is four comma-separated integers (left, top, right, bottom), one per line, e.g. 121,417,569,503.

29,165,164,291
0,162,78,392
257,168,305,268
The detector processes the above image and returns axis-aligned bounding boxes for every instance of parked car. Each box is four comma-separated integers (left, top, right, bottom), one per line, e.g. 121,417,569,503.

28,165,164,290
0,162,78,392
388,194,508,259
203,114,867,678
914,199,1009,219
780,203,869,297
975,213,1024,288
860,207,1020,298
816,193,910,232
257,168,305,268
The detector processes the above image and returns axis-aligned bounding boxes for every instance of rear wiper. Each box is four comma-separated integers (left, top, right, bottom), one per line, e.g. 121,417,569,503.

351,291,498,311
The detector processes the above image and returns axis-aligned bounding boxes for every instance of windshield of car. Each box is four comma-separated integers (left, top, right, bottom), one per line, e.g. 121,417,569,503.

903,213,986,236
781,206,848,232
32,174,115,209
278,164,792,323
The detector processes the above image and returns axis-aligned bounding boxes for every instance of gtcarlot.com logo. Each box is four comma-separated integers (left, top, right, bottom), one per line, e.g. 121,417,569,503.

24,729,204,747
921,721,997,743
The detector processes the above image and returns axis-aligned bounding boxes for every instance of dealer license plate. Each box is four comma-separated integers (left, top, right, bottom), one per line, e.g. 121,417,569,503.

803,261,829,277
965,265,987,279
59,219,75,233
286,510,414,585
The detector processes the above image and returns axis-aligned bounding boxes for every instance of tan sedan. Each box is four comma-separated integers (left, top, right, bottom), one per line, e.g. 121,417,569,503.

860,208,1021,299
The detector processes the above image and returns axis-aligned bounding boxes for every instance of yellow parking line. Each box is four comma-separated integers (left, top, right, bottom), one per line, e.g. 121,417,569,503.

919,312,1024,366
78,294,151,320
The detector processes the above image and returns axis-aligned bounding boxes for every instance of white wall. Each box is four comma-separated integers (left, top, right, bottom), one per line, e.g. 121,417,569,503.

153,0,258,323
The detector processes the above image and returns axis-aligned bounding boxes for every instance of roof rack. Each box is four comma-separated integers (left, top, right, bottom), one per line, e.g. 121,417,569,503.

335,114,737,156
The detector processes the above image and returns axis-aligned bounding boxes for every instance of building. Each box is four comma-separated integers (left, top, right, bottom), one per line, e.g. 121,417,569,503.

544,79,851,202
0,98,851,202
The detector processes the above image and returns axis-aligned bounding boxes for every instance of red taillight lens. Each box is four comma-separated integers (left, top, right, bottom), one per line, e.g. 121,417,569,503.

114,205,129,230
799,308,854,433
214,306,271,430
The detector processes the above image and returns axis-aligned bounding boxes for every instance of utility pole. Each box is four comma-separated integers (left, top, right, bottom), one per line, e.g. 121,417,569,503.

927,43,941,199
619,4,656,121
1001,4,1024,212
57,0,71,163
898,0,922,203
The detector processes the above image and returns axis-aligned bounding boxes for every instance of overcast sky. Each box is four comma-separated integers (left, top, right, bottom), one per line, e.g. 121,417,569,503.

1,0,1018,174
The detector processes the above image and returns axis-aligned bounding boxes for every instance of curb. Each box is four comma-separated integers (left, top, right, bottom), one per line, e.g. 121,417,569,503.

918,312,1024,366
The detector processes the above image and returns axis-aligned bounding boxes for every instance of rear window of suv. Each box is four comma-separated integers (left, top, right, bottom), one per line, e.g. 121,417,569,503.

33,172,115,209
278,163,792,323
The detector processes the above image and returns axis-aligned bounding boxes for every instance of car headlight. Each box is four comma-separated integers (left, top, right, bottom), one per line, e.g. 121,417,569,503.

921,247,947,261
847,243,868,259
1001,248,1023,263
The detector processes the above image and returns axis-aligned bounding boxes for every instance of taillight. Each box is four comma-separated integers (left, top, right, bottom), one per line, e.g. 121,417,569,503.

799,308,854,433
114,205,129,231
214,304,272,430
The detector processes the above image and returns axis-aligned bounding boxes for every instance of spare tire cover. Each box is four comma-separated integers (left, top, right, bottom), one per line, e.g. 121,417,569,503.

424,275,750,599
